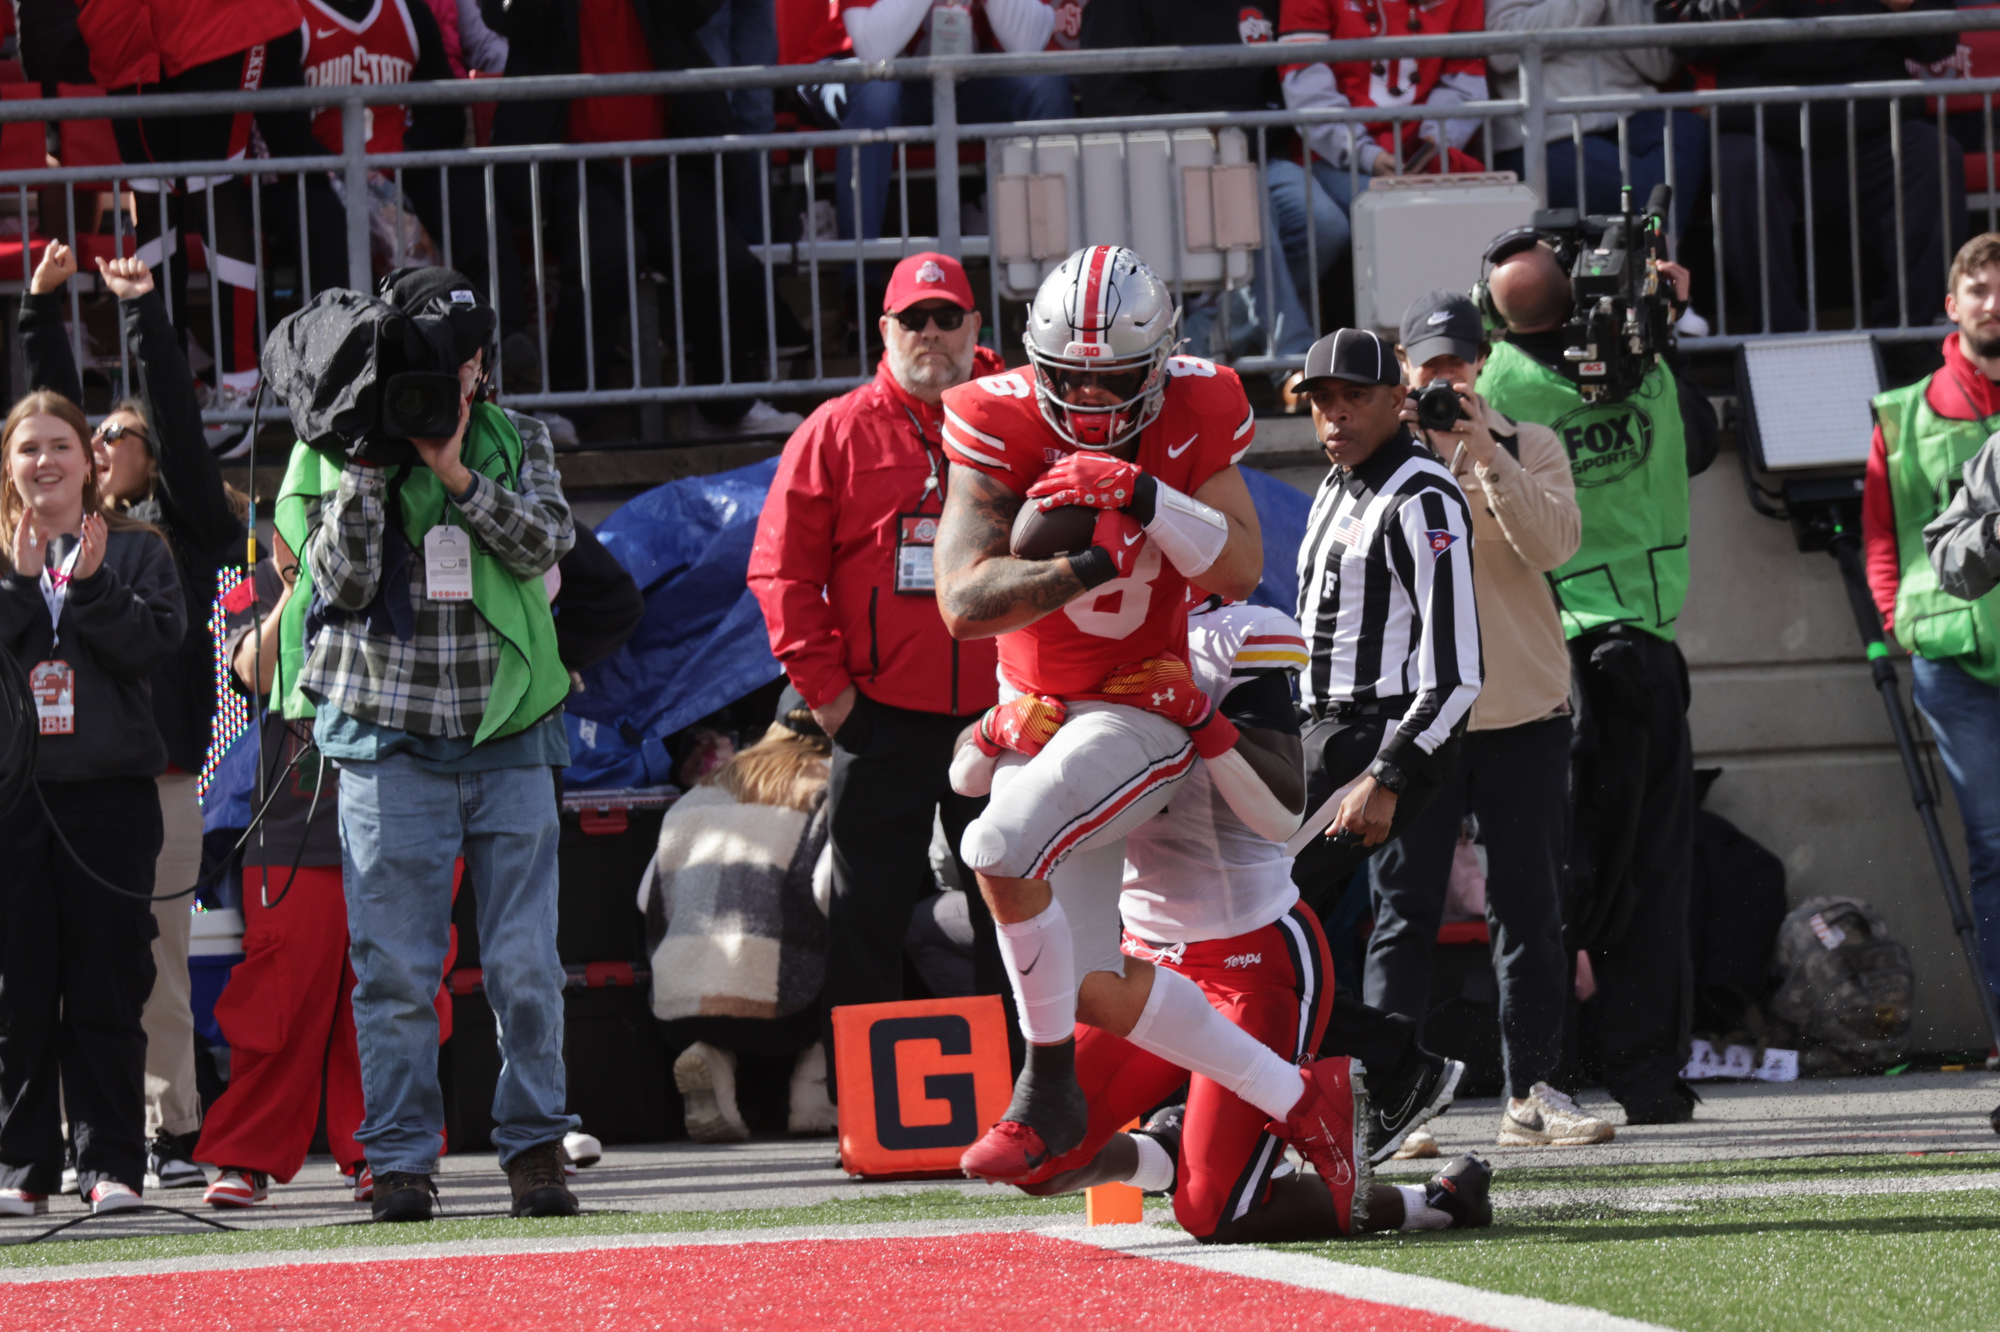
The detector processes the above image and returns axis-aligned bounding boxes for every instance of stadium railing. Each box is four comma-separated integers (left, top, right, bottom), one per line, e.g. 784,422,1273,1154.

0,7,1993,423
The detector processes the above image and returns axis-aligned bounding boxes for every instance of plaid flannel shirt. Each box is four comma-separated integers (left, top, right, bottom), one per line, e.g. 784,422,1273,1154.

299,409,574,739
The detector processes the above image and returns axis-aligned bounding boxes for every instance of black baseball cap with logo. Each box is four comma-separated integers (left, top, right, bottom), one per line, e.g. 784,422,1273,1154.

1399,289,1486,367
1296,328,1402,392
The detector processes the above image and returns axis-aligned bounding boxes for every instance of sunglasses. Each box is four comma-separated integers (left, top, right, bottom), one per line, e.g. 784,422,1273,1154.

892,304,968,333
93,421,148,446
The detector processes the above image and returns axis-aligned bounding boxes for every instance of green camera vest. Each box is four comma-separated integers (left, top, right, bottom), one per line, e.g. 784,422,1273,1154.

1873,379,2000,686
1480,341,1690,641
270,402,570,745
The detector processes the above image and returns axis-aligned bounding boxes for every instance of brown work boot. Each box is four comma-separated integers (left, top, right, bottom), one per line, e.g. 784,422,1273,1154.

506,1141,579,1218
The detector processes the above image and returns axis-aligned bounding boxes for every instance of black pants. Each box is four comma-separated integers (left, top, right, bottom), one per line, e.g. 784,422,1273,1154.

1717,129,1963,334
1290,711,1462,919
1570,627,1695,1110
1291,711,1461,1086
512,158,770,421
402,165,529,343
1367,715,1572,1098
822,693,1017,1092
0,778,162,1196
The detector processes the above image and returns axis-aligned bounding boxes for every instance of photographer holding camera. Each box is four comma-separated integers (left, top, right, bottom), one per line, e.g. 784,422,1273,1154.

1366,291,1612,1155
1478,236,1708,1125
273,267,578,1223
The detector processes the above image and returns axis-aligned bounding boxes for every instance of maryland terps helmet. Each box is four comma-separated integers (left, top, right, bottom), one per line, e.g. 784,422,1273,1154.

1023,245,1178,450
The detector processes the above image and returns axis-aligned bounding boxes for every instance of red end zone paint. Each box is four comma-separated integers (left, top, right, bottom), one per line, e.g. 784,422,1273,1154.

4,1232,1504,1331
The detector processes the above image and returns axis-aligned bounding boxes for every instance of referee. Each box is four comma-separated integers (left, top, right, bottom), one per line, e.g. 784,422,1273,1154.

1289,328,1482,909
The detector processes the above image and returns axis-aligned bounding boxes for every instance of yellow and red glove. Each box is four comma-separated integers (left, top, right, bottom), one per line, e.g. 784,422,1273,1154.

1028,452,1146,511
1096,656,1240,759
975,693,1069,758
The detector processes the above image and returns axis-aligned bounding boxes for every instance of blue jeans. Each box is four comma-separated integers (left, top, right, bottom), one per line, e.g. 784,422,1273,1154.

1910,655,2000,1006
694,0,777,134
1496,110,1707,240
837,75,1072,241
337,755,576,1172
1267,158,1359,304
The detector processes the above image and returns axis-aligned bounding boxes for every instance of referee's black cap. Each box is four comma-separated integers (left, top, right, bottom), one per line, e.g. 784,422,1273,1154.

1297,328,1402,392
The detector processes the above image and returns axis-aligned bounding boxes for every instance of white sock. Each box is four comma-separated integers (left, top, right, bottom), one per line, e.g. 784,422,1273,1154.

1124,967,1304,1122
995,901,1078,1045
1127,1131,1175,1193
1395,1184,1453,1232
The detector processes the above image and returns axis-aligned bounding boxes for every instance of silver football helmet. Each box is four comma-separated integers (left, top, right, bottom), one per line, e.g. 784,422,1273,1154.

1023,245,1179,450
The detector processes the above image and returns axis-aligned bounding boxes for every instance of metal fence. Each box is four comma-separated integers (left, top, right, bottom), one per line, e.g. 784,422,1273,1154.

0,8,1994,426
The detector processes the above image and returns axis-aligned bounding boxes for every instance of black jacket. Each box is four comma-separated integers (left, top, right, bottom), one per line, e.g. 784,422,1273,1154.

1669,0,1958,148
22,286,242,773
479,0,726,148
13,0,95,87
1,525,186,780
1078,0,1283,118
553,523,645,673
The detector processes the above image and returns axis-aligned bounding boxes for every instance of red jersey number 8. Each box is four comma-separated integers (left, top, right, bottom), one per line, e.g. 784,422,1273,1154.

978,372,1033,398
1166,356,1217,378
1065,541,1162,639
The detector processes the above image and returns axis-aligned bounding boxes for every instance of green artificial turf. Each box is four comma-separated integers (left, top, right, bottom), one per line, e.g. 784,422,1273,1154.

1316,1154,2000,1332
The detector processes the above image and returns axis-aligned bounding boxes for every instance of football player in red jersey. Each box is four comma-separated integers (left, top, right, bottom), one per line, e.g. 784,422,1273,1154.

933,245,1368,1190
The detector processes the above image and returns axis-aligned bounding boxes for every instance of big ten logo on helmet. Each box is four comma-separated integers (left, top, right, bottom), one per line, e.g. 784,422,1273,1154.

1063,342,1108,359
1553,401,1655,487
1238,6,1274,42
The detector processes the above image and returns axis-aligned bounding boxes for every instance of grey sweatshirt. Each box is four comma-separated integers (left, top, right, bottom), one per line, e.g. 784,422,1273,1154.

1485,0,1679,152
0,525,186,780
1925,435,2000,603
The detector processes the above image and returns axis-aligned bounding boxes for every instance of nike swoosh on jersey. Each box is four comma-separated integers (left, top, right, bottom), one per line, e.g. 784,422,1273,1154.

315,27,339,37
1167,433,1197,458
1122,530,1143,545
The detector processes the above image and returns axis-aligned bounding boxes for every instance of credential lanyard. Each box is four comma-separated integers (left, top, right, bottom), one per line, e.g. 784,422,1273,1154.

38,538,83,651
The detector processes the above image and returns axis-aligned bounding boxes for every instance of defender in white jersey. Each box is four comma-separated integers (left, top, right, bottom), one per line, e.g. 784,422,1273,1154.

1011,601,1489,1240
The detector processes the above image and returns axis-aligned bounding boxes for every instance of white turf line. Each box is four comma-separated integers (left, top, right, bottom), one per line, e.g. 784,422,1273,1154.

1056,1223,1674,1332
0,1213,1667,1330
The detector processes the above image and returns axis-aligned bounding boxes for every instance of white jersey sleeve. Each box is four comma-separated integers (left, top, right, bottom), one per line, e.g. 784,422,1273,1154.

1120,602,1309,945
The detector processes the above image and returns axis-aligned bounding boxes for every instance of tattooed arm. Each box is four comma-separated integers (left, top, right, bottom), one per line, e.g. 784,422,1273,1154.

935,463,1093,640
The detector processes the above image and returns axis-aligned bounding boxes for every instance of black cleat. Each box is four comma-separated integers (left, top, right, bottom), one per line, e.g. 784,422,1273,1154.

371,1171,437,1223
1424,1153,1493,1230
1133,1104,1185,1196
1366,1051,1464,1164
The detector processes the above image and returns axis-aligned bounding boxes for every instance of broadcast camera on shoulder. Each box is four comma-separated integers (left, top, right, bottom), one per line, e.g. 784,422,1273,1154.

1475,183,1676,404
262,279,498,466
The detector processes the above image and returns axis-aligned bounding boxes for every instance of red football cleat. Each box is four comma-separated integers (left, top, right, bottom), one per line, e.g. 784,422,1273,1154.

1269,1056,1371,1234
960,1120,1060,1184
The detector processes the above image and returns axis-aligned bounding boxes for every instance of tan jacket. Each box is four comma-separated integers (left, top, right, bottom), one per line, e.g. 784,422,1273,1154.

1445,396,1581,730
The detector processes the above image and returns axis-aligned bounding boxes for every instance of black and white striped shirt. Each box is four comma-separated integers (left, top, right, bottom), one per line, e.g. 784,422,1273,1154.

1295,431,1482,770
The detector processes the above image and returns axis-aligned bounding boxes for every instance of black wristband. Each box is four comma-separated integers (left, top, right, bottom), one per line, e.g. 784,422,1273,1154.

1125,472,1159,526
1070,545,1118,590
1367,757,1409,794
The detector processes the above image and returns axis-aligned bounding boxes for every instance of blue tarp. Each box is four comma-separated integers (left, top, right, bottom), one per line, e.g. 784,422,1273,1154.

562,457,785,788
1243,464,1311,617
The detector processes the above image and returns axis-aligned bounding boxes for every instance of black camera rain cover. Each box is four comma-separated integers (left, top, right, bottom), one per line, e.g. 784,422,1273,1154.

265,289,408,453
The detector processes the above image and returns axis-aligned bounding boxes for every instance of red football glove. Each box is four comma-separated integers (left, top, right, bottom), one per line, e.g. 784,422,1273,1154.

1095,656,1241,759
1090,508,1148,579
1027,452,1146,511
975,694,1068,758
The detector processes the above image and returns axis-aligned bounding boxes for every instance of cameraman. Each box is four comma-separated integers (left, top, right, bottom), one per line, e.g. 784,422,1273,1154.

1478,239,1706,1125
278,268,578,1224
1367,291,1612,1155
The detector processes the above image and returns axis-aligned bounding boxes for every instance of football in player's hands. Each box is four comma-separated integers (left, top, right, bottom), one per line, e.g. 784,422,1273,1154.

1010,501,1100,560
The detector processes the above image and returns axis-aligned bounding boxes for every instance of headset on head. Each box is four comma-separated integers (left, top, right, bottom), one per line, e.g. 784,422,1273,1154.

1469,225,1551,330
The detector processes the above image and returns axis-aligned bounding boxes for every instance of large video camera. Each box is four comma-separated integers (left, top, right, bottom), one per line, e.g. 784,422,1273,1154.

263,289,493,467
1478,183,1676,404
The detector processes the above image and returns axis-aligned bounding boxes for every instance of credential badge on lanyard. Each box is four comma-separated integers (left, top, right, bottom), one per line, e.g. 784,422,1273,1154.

894,406,946,596
33,536,83,735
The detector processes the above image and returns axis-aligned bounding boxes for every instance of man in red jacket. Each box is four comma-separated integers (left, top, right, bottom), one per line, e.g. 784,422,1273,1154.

749,252,1017,1083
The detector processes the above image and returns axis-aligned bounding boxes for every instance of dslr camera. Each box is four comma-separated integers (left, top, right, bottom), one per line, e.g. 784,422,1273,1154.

1476,183,1676,404
263,288,495,467
1413,378,1467,433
